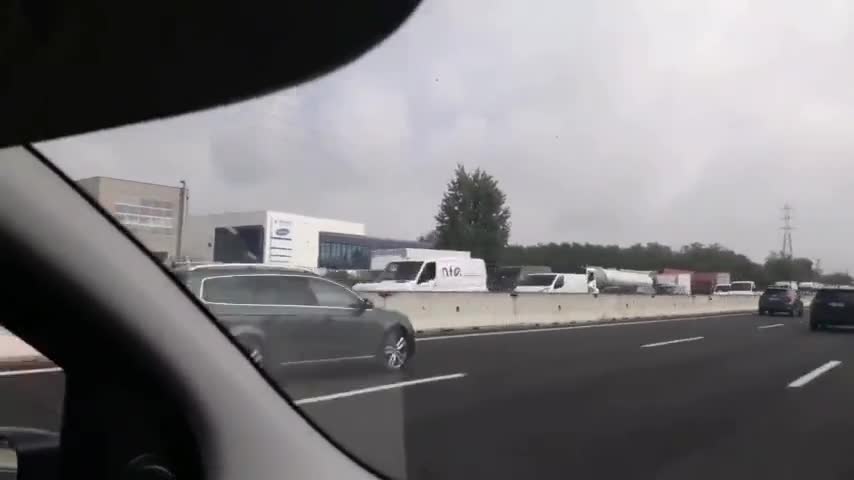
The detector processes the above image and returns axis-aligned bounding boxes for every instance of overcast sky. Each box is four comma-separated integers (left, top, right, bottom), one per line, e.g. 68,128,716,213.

39,0,854,272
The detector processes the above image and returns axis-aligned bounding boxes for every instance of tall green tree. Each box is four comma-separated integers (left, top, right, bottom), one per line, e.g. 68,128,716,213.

434,165,511,265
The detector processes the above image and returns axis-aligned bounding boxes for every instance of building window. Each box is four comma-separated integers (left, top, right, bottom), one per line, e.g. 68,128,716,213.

114,200,176,232
318,241,371,270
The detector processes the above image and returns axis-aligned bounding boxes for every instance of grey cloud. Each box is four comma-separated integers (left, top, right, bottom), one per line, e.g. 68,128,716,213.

39,0,854,271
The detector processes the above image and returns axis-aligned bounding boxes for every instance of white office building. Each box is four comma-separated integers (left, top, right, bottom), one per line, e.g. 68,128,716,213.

183,210,425,270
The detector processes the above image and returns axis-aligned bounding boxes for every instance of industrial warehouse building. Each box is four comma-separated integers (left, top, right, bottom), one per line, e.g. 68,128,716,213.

75,176,186,262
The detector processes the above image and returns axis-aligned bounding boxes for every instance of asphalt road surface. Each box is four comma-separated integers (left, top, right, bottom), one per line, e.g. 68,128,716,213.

5,312,854,479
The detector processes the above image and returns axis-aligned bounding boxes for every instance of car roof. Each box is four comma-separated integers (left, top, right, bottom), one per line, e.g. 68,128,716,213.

173,263,318,275
818,286,854,292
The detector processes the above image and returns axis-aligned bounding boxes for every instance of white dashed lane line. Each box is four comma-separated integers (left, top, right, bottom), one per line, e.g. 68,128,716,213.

640,336,704,348
294,373,467,406
758,323,785,330
788,361,841,388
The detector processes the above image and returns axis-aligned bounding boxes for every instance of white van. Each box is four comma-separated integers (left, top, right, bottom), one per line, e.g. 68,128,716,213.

353,257,488,292
514,273,589,294
729,280,758,295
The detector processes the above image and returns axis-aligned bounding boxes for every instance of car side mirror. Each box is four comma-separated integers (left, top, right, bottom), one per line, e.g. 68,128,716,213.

357,298,374,310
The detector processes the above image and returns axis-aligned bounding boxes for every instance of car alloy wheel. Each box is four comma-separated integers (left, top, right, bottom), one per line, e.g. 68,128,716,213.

249,347,264,366
382,331,409,370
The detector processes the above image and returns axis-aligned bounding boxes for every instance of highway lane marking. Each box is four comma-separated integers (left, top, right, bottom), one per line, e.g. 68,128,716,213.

293,373,467,405
758,323,785,330
0,367,62,377
788,361,841,388
280,355,375,366
640,336,704,348
417,312,748,342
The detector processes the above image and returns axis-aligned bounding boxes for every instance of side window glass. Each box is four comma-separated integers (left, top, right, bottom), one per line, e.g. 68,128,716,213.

419,262,436,283
554,276,565,289
253,276,283,305
202,276,254,304
277,276,318,306
308,278,359,308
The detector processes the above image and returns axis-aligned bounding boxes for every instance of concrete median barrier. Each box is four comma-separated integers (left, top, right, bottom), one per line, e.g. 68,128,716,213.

365,293,759,333
0,294,760,363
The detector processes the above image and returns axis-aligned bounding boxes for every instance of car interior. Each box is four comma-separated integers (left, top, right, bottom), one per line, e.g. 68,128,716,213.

0,0,421,478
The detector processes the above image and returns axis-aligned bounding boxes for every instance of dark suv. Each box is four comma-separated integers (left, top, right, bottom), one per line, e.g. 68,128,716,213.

809,287,854,331
758,287,804,317
173,264,416,370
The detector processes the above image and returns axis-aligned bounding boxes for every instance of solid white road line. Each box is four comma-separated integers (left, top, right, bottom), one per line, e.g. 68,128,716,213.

758,323,785,330
294,373,466,406
640,336,704,348
0,367,62,377
788,361,841,388
418,313,748,342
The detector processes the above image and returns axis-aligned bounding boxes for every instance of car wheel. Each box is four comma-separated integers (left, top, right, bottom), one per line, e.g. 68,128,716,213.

379,329,410,371
238,336,265,368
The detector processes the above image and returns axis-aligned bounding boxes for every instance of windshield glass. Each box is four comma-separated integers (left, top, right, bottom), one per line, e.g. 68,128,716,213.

377,261,423,282
22,2,854,479
518,274,556,287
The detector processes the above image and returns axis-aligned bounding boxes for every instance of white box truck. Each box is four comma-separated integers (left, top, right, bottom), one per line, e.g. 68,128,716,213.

354,256,487,292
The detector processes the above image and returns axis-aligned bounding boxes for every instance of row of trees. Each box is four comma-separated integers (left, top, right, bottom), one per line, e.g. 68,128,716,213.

426,165,852,286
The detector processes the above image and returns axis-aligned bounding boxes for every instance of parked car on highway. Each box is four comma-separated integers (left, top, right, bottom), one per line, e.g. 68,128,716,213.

758,286,804,317
174,263,416,370
809,287,854,331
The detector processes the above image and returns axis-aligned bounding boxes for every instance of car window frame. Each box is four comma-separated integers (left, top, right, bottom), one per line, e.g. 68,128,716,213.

199,273,364,310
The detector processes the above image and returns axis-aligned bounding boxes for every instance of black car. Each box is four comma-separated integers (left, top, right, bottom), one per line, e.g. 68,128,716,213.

174,264,416,370
758,287,804,317
810,287,854,331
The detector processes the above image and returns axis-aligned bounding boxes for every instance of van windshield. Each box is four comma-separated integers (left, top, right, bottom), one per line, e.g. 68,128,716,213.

518,274,556,287
377,261,424,282
730,282,752,291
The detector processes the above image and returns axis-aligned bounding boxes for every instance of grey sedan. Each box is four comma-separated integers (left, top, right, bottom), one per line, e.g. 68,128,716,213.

174,264,416,371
